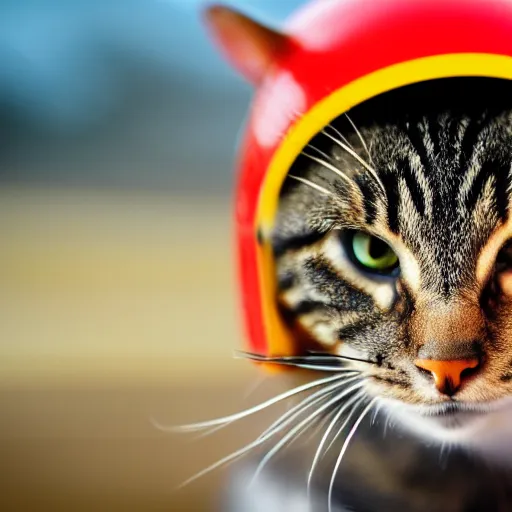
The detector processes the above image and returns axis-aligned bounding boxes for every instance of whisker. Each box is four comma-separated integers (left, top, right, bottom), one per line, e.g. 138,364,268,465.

345,113,373,164
307,390,365,497
323,393,366,454
306,144,336,163
289,174,334,197
191,420,236,441
383,408,393,438
154,373,346,433
371,399,383,426
328,399,376,512
439,440,446,462
239,351,337,362
321,129,386,195
241,361,353,373
257,375,360,441
174,428,267,490
325,123,354,151
439,441,452,471
173,378,356,490
302,151,354,188
239,351,348,364
236,351,361,372
300,403,341,448
249,381,364,487
305,351,377,366
284,364,352,372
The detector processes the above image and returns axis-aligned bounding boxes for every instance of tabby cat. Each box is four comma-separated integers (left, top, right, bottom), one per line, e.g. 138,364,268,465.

273,77,512,449
178,5,512,511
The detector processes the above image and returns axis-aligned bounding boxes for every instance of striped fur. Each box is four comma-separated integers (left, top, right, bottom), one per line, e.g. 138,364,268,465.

272,79,512,407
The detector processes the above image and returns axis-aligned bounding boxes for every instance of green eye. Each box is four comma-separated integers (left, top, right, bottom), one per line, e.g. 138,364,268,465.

351,232,398,273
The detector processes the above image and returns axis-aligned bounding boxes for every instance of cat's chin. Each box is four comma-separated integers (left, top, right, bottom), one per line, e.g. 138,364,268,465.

379,396,512,463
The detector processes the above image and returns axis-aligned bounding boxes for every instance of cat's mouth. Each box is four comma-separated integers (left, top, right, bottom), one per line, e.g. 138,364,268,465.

416,401,493,430
420,401,492,418
384,395,512,443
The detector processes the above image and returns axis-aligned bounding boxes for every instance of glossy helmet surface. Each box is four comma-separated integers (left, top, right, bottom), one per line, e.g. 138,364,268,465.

234,0,512,362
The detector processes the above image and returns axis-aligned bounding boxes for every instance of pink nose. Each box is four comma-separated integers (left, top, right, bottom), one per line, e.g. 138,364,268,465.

415,358,480,396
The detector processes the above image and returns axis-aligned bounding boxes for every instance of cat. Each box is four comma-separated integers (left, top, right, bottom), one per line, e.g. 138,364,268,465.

272,76,512,450
217,79,512,512
179,4,512,511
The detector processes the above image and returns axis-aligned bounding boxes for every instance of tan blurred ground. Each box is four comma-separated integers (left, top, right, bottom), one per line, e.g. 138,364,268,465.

0,186,276,511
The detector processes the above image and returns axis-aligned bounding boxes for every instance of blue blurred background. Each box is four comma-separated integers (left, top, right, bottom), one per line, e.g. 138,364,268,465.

0,0,304,193
0,1,309,511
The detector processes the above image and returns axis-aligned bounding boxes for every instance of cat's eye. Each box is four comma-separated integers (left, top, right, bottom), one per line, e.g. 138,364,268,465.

495,240,512,271
350,232,399,274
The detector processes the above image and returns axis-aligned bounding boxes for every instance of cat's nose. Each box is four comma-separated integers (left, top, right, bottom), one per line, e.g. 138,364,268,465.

414,358,480,396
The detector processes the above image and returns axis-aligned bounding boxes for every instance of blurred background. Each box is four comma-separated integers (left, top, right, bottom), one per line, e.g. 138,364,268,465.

0,1,306,510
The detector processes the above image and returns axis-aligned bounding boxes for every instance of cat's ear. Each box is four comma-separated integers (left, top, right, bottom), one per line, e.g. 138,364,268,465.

204,4,289,85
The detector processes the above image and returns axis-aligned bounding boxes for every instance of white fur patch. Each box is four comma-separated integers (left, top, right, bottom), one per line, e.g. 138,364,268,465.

378,395,512,463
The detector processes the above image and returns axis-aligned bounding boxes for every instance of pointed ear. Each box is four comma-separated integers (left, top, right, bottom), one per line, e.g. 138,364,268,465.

204,4,289,85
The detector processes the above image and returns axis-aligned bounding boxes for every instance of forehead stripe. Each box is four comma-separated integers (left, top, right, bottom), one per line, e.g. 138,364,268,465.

396,156,426,217
379,171,400,233
354,174,378,225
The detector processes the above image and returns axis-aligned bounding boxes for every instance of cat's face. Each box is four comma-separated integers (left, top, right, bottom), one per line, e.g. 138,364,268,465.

203,5,512,454
272,98,512,446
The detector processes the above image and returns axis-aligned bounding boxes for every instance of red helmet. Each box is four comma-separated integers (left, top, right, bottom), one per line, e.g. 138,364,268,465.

208,0,512,363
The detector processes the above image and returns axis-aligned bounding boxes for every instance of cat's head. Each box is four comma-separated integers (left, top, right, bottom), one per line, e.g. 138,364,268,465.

206,3,512,451
272,84,512,447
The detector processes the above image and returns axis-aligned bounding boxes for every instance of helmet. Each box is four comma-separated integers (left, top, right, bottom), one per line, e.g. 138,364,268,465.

208,0,512,363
